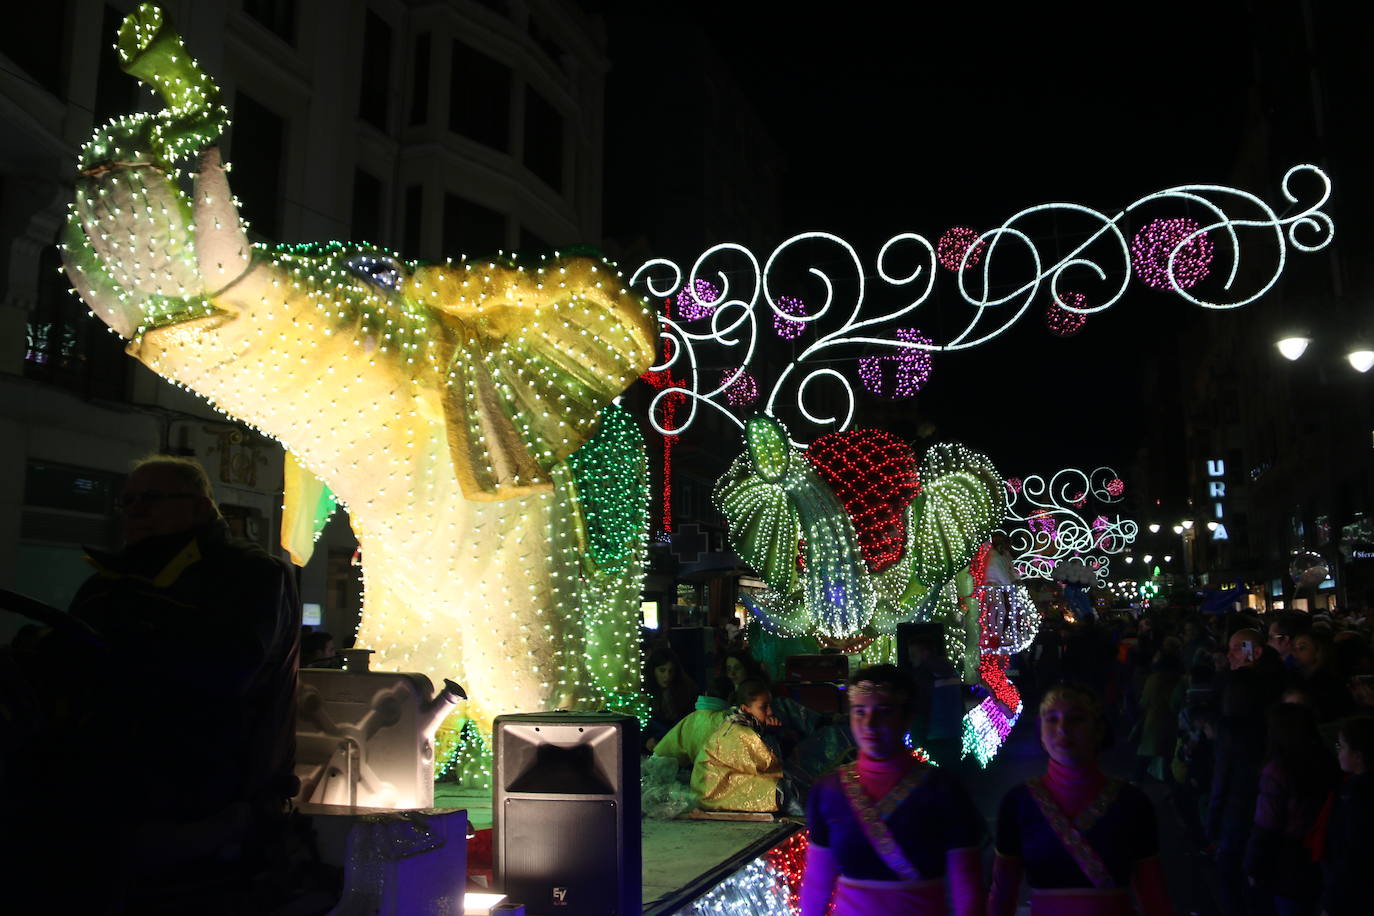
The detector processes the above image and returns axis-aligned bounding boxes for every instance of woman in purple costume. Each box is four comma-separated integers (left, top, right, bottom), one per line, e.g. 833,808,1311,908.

988,684,1174,916
800,664,984,916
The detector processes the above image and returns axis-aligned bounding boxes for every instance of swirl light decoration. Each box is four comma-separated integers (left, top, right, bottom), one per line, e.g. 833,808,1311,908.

631,167,1332,446
61,6,656,760
999,466,1138,585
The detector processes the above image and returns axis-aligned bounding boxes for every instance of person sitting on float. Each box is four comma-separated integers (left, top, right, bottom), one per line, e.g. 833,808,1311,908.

653,676,735,769
987,683,1174,916
801,664,985,916
691,678,784,812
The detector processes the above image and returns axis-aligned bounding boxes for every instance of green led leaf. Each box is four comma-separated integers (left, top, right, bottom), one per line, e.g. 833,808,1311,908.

715,454,801,593
567,403,648,575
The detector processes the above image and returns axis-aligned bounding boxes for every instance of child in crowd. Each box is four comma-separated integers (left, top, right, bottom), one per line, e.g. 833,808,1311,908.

652,676,734,768
691,679,783,812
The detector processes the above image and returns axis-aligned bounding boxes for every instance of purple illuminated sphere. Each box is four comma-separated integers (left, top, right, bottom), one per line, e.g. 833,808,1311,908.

937,227,986,272
1131,218,1214,290
674,278,720,321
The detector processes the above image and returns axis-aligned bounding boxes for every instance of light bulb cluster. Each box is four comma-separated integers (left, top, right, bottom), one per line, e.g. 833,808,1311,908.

857,328,933,399
673,277,720,321
962,695,1022,768
937,226,986,271
1045,292,1088,337
675,832,805,915
1131,217,1214,290
804,429,920,574
721,367,759,407
772,295,809,340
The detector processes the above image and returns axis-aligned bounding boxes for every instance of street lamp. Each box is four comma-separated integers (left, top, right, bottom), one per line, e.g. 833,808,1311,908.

1207,521,1219,531
1277,336,1311,360
1148,523,1161,533
1348,349,1374,373
1172,524,1183,534
1181,520,1194,529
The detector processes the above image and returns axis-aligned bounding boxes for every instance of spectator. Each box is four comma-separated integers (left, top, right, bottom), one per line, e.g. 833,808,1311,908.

1268,613,1311,670
652,676,734,769
63,455,300,901
1292,631,1350,721
1209,627,1284,916
301,629,341,668
691,678,783,812
1133,636,1185,782
906,628,963,767
1320,716,1374,916
644,647,697,749
1244,703,1339,915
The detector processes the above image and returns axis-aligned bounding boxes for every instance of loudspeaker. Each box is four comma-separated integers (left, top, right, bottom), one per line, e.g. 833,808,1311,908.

493,711,640,915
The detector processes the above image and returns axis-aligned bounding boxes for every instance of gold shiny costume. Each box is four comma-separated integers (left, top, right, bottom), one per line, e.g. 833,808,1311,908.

691,720,782,812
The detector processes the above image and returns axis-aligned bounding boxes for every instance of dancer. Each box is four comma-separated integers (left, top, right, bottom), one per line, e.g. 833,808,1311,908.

988,683,1174,915
801,664,984,916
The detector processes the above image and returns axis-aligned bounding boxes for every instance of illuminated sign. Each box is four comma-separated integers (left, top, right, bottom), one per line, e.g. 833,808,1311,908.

1207,459,1230,541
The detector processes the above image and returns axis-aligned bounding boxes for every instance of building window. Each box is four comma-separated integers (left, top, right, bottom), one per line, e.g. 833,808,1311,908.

230,91,286,239
443,194,505,259
409,32,432,126
449,40,510,150
357,8,392,131
523,87,564,192
242,0,297,45
351,169,384,244
24,243,129,398
403,184,423,258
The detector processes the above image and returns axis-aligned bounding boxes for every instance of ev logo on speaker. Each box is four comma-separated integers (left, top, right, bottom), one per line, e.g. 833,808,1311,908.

552,887,568,906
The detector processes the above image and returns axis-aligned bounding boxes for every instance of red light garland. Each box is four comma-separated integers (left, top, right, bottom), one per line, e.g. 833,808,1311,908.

805,429,921,574
762,830,810,911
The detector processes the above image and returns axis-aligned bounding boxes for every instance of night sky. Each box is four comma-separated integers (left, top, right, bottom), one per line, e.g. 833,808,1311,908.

599,1,1365,486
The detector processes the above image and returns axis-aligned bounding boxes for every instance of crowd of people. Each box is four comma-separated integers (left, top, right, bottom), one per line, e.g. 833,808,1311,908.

642,602,1374,915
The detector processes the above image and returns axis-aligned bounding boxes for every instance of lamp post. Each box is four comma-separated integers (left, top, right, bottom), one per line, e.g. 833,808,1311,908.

1173,522,1195,586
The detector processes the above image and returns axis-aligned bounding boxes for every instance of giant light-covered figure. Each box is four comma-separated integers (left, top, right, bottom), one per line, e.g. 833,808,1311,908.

62,5,657,745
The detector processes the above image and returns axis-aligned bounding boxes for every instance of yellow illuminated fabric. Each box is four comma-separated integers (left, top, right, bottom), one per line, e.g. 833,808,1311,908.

653,708,730,769
691,721,782,812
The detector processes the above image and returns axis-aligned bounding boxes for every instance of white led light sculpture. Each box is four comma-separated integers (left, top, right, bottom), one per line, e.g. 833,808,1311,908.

632,167,1333,445
999,467,1138,586
61,6,657,756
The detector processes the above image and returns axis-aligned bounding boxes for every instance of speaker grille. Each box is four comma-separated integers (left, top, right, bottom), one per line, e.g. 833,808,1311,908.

503,797,621,915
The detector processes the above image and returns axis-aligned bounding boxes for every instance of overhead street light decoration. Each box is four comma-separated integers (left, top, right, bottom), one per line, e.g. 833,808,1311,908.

633,166,1334,446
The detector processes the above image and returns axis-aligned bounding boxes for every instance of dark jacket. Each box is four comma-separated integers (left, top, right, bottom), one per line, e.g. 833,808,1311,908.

69,521,301,821
1322,772,1374,915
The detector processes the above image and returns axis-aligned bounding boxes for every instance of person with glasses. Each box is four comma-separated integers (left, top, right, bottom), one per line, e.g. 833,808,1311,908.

63,454,301,904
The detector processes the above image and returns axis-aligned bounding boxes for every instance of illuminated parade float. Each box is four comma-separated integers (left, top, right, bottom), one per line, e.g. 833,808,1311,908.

61,6,1334,913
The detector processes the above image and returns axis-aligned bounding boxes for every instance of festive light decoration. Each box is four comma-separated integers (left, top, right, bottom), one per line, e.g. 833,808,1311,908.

674,277,720,321
675,831,808,915
62,6,657,762
1131,217,1215,290
1045,291,1088,337
1001,466,1138,584
804,429,920,574
857,327,934,398
722,367,759,407
641,365,685,538
976,583,1040,656
632,167,1332,443
720,425,1002,661
772,295,809,340
937,226,986,271
962,695,1022,768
